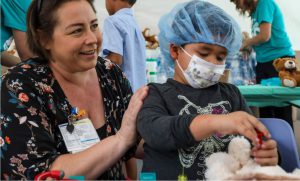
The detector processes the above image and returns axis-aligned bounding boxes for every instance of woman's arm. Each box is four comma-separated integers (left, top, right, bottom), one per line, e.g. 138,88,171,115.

12,29,34,61
50,133,132,179
241,22,271,50
51,86,149,179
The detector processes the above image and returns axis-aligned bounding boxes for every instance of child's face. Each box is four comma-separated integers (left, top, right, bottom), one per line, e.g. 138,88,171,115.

171,43,227,85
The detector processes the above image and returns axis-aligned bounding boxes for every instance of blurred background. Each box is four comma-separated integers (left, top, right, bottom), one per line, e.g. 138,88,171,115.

95,0,300,50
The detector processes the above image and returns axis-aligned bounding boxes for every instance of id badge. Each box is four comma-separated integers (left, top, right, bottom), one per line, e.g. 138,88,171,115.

59,118,100,153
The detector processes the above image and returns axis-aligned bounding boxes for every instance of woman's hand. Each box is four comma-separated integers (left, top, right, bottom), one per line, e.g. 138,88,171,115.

240,39,251,51
117,86,149,147
212,111,271,146
251,139,278,166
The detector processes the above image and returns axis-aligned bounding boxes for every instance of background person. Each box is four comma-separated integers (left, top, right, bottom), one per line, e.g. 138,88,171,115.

137,1,278,180
1,0,148,180
101,0,146,92
230,0,295,130
1,0,34,72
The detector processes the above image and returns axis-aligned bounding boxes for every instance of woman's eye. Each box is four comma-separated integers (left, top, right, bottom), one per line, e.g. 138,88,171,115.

91,23,98,30
71,29,82,34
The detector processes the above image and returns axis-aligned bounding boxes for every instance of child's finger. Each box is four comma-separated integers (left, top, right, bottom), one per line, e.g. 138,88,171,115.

248,116,271,139
260,139,277,150
237,123,258,145
254,157,278,166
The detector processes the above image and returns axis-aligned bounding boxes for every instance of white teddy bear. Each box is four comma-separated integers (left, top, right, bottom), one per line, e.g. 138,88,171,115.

205,136,300,180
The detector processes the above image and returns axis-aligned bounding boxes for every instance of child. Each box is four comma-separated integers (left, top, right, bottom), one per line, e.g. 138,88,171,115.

137,1,278,180
101,0,146,92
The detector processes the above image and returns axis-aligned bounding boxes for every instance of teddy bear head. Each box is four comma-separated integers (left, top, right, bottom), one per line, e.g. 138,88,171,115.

273,57,298,72
273,57,300,87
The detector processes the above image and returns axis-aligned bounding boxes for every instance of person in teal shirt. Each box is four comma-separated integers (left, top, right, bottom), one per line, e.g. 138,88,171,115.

1,0,33,68
230,0,295,130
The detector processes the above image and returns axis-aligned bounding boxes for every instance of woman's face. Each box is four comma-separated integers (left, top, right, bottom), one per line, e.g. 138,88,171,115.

171,43,227,84
45,0,101,73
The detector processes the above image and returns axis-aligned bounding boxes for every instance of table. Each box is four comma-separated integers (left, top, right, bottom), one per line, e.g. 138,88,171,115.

238,85,300,108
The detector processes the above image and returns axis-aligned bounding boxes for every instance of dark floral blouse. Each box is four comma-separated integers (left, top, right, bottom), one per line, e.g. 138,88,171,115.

1,57,135,180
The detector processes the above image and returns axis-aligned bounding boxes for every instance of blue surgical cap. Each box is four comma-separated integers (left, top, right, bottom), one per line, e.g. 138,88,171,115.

158,0,242,71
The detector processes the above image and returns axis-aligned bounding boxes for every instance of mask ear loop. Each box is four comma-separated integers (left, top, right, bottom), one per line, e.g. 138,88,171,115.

173,45,189,73
176,60,185,73
179,46,192,58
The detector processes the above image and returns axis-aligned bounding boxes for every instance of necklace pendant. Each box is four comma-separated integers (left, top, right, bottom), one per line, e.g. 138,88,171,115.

66,123,75,133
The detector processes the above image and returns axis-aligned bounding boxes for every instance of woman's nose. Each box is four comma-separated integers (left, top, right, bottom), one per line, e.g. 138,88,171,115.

85,30,97,44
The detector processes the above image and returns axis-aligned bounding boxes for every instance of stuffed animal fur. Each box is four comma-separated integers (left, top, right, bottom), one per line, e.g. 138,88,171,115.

142,28,159,49
273,57,300,87
205,137,300,180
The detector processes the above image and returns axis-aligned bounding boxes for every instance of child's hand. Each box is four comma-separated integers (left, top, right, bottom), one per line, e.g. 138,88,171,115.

251,139,278,166
212,111,271,146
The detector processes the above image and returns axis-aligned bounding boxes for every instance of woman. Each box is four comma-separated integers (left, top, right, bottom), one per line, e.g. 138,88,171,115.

230,0,295,130
137,1,278,180
1,0,148,180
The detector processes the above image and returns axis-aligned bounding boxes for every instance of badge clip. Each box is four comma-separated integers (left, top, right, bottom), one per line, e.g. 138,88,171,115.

66,107,86,133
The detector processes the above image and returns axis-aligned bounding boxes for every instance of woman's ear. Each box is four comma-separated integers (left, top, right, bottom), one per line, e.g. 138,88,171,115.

170,44,179,60
37,30,51,50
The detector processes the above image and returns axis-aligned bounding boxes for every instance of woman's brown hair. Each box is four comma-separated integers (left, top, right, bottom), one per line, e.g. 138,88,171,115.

26,0,96,61
230,0,257,16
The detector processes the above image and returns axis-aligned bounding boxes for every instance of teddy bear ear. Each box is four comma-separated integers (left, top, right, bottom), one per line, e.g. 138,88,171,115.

273,58,281,71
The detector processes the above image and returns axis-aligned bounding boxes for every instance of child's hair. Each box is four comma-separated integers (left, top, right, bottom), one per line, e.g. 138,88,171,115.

158,0,242,71
123,0,136,6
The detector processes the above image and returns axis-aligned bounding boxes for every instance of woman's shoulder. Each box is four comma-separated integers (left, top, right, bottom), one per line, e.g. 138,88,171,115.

96,57,127,78
96,56,131,89
2,57,52,83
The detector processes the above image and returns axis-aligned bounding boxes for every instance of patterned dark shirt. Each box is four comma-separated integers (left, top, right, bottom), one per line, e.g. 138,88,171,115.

137,79,252,180
1,57,134,180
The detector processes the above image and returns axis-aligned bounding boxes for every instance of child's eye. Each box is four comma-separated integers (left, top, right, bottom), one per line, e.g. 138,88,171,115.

217,56,226,62
197,52,209,57
200,53,209,57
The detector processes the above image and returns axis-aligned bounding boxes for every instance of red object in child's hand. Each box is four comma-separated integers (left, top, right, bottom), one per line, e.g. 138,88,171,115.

34,170,74,181
255,129,264,145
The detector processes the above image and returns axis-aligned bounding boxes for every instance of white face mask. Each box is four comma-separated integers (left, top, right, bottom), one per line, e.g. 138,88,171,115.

177,47,225,89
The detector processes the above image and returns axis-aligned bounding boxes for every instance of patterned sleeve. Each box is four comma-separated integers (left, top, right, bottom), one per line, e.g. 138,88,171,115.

1,71,59,180
113,63,133,108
